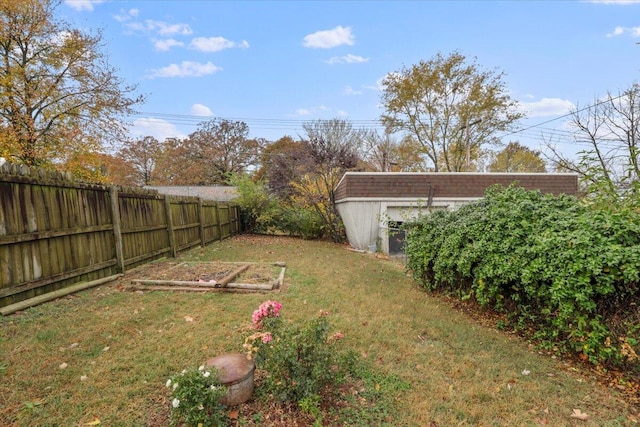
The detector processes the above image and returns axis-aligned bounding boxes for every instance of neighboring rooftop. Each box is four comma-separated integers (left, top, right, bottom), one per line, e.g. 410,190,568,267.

145,186,239,202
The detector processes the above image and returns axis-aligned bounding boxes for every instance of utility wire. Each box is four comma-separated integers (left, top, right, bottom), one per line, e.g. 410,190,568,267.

132,92,628,142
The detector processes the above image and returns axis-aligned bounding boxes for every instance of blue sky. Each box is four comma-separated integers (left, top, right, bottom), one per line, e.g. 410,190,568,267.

61,0,640,158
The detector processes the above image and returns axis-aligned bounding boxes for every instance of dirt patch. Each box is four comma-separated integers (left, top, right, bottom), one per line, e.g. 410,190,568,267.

125,262,285,294
154,262,280,285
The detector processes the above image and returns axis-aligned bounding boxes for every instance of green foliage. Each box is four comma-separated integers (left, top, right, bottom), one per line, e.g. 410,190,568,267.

250,312,346,404
166,366,228,427
488,141,546,172
230,174,278,233
244,301,408,425
405,185,640,369
272,205,324,240
231,174,324,239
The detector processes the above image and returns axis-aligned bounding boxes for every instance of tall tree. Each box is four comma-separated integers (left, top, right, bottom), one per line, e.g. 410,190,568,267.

256,136,313,200
363,131,433,172
489,142,547,172
182,119,262,185
547,84,640,199
362,130,398,172
380,52,524,172
0,0,143,167
293,119,364,242
116,136,162,186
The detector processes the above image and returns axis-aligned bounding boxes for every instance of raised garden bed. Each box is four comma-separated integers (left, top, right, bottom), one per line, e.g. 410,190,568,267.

128,261,285,293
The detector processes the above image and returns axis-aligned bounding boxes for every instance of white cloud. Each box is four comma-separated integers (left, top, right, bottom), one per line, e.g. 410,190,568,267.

325,54,369,65
114,8,139,22
291,105,333,117
125,20,193,36
303,26,354,49
147,61,221,79
337,110,349,117
154,39,184,51
518,97,575,118
64,0,104,11
344,85,362,95
363,76,388,92
152,21,193,36
130,118,187,141
189,37,250,52
191,104,214,116
606,25,640,37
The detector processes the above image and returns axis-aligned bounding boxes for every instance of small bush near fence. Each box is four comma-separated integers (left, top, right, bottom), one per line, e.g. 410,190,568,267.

405,185,640,371
232,175,324,240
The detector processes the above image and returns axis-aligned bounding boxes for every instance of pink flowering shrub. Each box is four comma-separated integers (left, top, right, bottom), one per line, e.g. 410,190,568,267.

252,300,282,328
244,300,350,404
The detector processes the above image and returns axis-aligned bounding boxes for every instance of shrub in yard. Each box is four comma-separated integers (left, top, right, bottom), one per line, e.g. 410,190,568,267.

272,204,324,239
230,174,279,234
166,366,228,427
243,301,347,411
405,185,640,369
231,174,324,239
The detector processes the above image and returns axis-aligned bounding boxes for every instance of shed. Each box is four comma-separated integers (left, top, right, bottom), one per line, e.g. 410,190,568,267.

334,172,579,255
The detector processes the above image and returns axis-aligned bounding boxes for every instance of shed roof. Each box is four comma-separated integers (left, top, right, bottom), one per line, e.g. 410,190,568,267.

334,172,579,201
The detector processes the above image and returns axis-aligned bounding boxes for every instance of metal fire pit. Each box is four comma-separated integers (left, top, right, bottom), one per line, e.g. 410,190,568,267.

206,353,255,406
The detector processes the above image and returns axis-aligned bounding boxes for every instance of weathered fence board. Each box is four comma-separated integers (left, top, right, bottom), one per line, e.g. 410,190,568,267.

0,164,240,309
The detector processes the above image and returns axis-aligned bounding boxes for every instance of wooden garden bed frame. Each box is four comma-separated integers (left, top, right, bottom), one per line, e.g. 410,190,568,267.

128,261,286,293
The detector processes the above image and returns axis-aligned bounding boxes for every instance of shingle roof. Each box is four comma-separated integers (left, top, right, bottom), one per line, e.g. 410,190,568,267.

145,186,239,202
334,172,579,201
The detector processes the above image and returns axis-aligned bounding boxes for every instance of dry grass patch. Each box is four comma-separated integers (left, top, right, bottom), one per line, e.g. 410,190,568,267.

0,235,638,426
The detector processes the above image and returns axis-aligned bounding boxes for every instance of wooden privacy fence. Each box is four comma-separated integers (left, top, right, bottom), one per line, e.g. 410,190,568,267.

0,163,240,309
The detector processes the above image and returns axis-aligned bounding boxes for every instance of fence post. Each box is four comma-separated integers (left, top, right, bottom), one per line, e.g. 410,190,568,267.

234,205,240,234
164,195,177,258
198,198,205,247
110,186,125,273
215,202,223,241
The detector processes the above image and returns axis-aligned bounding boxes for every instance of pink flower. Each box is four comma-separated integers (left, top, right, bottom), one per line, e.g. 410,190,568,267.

252,300,282,328
261,332,272,343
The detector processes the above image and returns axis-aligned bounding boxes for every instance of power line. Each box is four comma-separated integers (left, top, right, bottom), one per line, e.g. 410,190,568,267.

497,93,626,140
132,92,629,143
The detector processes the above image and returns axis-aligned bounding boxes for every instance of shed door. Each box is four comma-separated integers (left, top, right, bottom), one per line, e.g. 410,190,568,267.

388,221,405,255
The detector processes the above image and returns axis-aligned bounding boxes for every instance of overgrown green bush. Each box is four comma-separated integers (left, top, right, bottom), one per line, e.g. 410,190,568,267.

405,185,640,369
231,174,323,239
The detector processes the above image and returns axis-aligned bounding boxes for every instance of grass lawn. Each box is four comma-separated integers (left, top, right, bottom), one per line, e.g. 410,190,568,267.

0,235,637,426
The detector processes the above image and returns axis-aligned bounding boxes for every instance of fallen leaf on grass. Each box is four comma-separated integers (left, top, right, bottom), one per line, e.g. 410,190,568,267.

59,362,68,370
522,369,531,375
570,409,589,420
184,316,194,322
228,409,239,419
84,418,101,425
